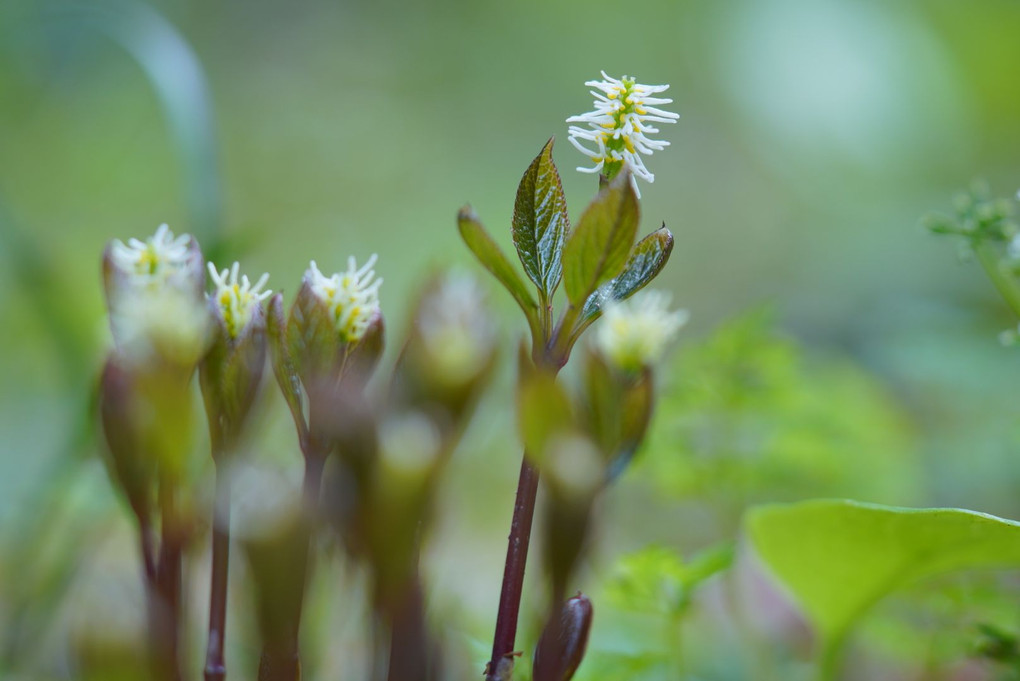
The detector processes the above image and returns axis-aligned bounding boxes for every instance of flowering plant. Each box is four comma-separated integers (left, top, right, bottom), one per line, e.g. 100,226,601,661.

95,71,686,681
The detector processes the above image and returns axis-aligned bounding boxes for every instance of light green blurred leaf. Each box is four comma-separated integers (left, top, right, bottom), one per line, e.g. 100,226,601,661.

562,171,639,306
458,207,539,321
517,370,573,465
746,499,1020,677
512,138,568,299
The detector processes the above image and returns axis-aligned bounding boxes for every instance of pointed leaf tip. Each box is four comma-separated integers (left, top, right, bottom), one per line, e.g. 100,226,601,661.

513,139,569,299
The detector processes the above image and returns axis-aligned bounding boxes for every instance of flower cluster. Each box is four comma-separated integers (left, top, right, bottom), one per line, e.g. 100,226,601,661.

109,223,193,288
596,290,688,372
208,261,272,339
306,255,383,343
567,71,679,197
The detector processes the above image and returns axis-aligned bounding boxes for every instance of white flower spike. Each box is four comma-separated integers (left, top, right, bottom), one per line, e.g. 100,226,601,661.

306,255,382,342
207,261,272,339
567,71,679,197
109,223,192,285
596,290,688,371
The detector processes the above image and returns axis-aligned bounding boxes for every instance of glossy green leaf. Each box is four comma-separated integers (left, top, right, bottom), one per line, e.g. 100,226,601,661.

746,499,1020,677
458,206,539,319
562,170,640,306
579,226,673,328
512,138,569,297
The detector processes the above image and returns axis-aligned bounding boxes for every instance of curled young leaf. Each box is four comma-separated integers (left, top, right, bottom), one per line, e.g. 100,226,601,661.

512,138,569,298
578,225,673,334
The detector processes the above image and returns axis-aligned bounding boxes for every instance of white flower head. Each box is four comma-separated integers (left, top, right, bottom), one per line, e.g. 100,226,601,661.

207,261,272,339
305,254,382,343
567,71,679,198
596,290,688,371
109,224,192,287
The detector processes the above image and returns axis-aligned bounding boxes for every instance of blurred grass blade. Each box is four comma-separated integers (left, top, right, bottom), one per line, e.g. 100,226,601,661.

69,2,222,244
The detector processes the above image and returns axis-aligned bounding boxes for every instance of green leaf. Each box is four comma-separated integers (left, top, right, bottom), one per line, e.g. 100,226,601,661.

562,170,640,306
458,206,539,319
512,138,569,297
746,499,1020,676
579,226,673,328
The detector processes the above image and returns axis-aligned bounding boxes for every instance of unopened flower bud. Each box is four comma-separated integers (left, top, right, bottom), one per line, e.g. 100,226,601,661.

533,593,594,681
201,262,271,455
99,356,156,524
287,255,383,384
396,271,498,420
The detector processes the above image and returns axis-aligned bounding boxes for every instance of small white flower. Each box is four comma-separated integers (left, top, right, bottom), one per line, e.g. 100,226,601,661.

207,261,272,339
567,71,679,198
596,290,688,371
306,255,382,343
109,224,192,286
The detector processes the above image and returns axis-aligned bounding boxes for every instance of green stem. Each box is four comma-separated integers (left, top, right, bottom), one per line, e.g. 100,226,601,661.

817,637,844,681
975,242,1020,318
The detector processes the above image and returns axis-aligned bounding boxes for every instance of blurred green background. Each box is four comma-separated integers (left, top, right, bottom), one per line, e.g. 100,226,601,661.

3,0,1020,679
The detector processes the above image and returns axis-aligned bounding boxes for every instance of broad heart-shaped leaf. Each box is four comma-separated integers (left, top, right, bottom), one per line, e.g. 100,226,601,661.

512,138,569,298
746,499,1020,676
562,170,640,306
579,226,673,329
458,206,539,320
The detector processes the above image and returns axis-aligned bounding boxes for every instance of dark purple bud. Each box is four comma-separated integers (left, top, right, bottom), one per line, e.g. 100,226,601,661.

533,593,594,681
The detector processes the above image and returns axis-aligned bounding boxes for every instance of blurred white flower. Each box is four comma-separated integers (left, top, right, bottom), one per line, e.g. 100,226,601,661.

417,271,496,382
109,223,191,287
567,71,679,197
207,261,272,339
111,286,211,368
306,255,382,342
379,411,441,476
596,290,688,371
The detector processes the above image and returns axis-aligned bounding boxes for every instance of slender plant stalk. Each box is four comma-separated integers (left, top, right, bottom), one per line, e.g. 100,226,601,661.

153,478,184,681
204,465,231,681
485,456,541,680
486,306,573,680
975,242,1020,318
